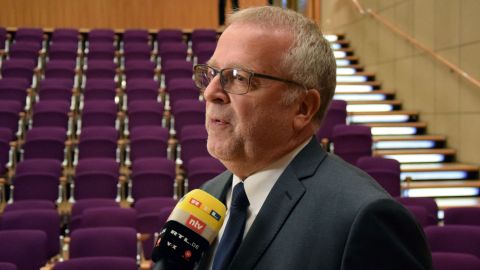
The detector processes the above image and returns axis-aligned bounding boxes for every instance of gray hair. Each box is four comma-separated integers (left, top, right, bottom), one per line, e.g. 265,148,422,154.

226,6,337,126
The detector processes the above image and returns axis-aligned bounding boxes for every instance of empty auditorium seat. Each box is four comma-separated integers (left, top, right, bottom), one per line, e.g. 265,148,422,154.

425,225,480,258
316,99,347,149
69,198,119,232
396,197,439,226
332,124,372,165
128,126,170,163
431,252,480,270
21,126,67,163
443,207,480,226
356,156,401,197
129,157,176,201
53,257,137,270
0,230,48,270
72,158,120,200
80,207,137,229
185,156,225,191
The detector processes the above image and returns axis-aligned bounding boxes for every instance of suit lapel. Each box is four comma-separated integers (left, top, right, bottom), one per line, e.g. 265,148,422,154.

229,138,327,270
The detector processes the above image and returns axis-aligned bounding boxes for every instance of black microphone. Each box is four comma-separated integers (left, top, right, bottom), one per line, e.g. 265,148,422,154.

152,189,226,270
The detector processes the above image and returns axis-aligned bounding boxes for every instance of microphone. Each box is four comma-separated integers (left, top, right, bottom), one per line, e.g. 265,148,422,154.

151,189,226,270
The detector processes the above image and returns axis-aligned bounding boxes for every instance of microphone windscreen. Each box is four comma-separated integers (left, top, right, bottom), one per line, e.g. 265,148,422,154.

152,189,226,268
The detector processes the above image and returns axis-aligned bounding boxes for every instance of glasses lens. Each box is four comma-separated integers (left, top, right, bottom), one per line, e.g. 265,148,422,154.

221,68,251,94
194,65,214,89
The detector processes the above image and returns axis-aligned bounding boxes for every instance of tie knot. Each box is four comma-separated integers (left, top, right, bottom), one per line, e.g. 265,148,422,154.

231,182,249,209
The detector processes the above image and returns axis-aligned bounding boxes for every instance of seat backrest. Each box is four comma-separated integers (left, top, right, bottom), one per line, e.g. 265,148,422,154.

81,207,137,229
396,197,439,226
332,124,372,164
431,252,480,270
22,127,67,161
3,199,56,213
130,157,176,199
69,198,119,232
424,225,480,258
443,207,480,226
74,158,120,200
185,156,225,191
0,229,48,270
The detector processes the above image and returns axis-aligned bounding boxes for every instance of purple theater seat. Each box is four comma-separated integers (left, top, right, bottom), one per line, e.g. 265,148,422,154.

3,199,56,212
162,59,193,88
157,29,183,48
129,126,169,162
37,79,74,102
125,78,160,105
73,158,120,200
44,60,77,81
8,41,41,60
137,206,174,260
194,42,216,64
79,100,118,129
0,78,30,109
31,100,71,130
123,29,150,44
76,126,119,160
178,125,210,170
69,227,137,259
0,128,13,176
316,99,347,148
332,124,372,165
127,100,164,131
85,43,116,61
51,28,80,44
158,42,188,63
191,29,217,55
0,100,23,138
82,78,118,102
81,207,137,229
22,127,67,162
84,60,117,80
171,100,205,140
185,156,225,191
432,252,480,270
12,159,62,202
47,42,79,61
123,43,151,61
403,205,429,227
1,209,61,258
443,207,480,226
1,59,36,85
0,230,48,270
69,198,119,232
396,197,439,226
167,78,200,107
88,29,116,44
356,156,401,197
53,257,137,270
14,28,44,45
134,196,176,214
123,59,156,80
424,225,480,258
130,157,176,200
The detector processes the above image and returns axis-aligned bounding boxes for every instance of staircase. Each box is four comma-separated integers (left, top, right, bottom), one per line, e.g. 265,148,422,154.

327,34,480,210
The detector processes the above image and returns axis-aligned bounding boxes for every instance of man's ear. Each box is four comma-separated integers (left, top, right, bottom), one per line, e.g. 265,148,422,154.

293,89,321,131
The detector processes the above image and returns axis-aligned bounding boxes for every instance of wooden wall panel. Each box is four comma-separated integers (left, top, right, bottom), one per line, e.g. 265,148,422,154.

0,0,219,30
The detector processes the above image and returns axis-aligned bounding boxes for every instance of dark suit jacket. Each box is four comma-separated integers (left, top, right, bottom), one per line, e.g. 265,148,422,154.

197,138,433,270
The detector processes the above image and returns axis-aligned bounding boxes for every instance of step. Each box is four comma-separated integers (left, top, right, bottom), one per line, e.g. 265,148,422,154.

348,110,418,123
337,72,376,83
364,122,428,135
336,65,365,74
400,163,479,180
336,81,381,92
334,90,395,101
374,148,456,163
435,197,480,209
402,181,480,199
335,56,359,66
346,100,402,112
373,135,446,149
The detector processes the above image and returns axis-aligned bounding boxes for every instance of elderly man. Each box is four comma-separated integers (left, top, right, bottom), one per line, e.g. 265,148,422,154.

193,6,432,270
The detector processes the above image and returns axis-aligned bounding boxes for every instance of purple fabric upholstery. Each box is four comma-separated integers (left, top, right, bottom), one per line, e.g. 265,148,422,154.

0,230,47,270
130,157,176,200
73,158,119,200
332,124,372,165
425,225,480,258
443,207,480,226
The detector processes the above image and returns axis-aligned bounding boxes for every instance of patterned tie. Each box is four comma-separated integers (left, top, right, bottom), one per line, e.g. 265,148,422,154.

212,182,250,270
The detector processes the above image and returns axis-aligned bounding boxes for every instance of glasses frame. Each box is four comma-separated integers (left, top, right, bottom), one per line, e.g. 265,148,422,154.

193,64,306,95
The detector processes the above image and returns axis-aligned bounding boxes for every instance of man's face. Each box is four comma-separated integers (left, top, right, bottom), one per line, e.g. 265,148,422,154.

203,23,299,177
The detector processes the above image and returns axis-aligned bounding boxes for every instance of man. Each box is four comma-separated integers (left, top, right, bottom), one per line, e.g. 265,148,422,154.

193,6,432,270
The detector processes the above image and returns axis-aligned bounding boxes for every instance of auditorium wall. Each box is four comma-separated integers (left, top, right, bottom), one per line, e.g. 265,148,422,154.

321,0,480,164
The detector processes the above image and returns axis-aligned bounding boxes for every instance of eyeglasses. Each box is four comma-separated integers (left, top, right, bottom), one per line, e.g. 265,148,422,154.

193,64,306,95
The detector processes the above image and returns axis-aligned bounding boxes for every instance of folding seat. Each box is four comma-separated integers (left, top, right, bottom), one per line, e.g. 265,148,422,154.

171,99,206,139
21,127,67,163
123,43,152,62
82,78,118,104
331,124,372,165
53,257,138,270
37,78,75,103
177,125,209,169
161,59,193,89
443,207,480,226
11,158,62,202
8,41,42,60
43,60,79,88
75,126,119,161
47,42,79,63
425,225,480,258
167,78,200,109
316,99,347,149
14,27,44,45
194,42,216,64
84,59,118,81
77,100,119,131
0,100,23,139
356,156,401,197
123,29,150,44
432,252,480,270
87,28,116,44
126,100,165,133
1,59,36,86
0,230,48,270
191,28,217,54
156,29,183,48
3,199,56,212
158,42,188,64
50,28,80,44
129,157,176,201
124,78,160,107
185,156,225,191
68,227,137,259
127,126,170,163
136,205,174,260
123,59,157,81
396,196,439,226
30,100,72,131
72,158,120,200
85,43,117,62
1,209,61,259
80,207,137,229
0,78,31,110
69,198,119,232
0,128,13,177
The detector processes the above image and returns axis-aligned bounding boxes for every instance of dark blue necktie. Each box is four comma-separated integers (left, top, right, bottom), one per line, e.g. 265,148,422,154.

212,182,250,270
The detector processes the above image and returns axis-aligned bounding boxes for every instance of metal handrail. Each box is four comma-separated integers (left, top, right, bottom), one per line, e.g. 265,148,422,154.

350,0,480,89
